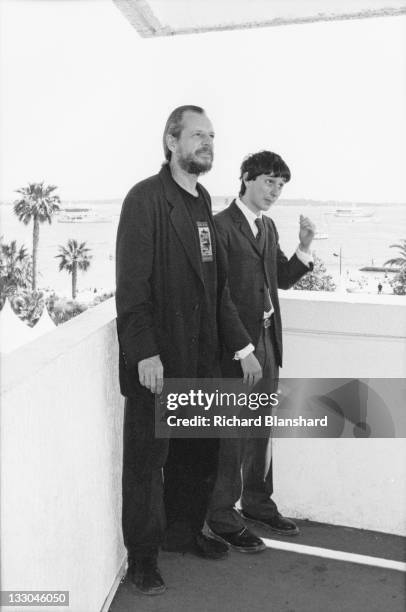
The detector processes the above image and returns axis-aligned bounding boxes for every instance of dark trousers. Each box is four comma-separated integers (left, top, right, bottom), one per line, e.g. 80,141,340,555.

208,324,280,533
163,360,220,544
122,392,169,560
122,373,220,558
163,437,219,544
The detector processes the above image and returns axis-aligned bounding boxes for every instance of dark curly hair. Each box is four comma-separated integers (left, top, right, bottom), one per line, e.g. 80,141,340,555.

239,150,291,196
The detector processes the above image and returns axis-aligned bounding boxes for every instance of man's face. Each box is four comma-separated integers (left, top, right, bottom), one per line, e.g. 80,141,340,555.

170,111,214,175
243,174,286,214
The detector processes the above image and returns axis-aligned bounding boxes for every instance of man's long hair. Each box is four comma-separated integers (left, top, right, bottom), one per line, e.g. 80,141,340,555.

163,105,205,162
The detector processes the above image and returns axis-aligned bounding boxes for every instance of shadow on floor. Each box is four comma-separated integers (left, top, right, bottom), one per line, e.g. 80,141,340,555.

109,520,406,612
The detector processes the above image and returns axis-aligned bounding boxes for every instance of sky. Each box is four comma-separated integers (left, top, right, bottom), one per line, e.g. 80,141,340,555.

1,0,406,203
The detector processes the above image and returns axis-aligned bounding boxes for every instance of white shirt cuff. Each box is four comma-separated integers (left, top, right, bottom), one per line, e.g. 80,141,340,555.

296,246,313,267
234,343,255,360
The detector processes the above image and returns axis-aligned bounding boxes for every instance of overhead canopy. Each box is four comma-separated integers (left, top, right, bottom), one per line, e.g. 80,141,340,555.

113,0,406,37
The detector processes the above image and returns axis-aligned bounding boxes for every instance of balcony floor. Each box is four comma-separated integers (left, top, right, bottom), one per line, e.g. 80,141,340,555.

109,521,406,612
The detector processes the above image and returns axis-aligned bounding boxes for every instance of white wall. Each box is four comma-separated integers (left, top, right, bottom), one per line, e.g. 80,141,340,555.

274,291,406,535
280,290,406,378
1,299,125,612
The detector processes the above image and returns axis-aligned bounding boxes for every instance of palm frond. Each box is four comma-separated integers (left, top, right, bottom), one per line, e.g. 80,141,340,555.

13,181,61,224
55,239,92,274
385,239,406,268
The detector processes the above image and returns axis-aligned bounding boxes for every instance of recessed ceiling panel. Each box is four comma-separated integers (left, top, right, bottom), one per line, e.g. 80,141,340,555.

113,0,406,37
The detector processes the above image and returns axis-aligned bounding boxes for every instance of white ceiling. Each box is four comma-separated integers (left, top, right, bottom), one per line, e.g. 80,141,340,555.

113,0,406,37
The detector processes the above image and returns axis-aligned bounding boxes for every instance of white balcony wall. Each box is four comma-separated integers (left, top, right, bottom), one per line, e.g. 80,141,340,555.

1,293,405,612
280,291,406,379
275,291,406,536
1,299,125,612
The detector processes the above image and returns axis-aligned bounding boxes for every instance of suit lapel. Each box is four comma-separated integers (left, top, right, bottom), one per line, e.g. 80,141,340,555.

229,200,263,257
159,166,205,286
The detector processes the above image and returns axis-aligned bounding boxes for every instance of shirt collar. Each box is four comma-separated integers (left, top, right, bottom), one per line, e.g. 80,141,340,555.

235,197,262,227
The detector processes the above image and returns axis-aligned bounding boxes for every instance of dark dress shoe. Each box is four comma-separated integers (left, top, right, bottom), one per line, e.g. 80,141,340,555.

127,557,166,595
192,532,229,560
241,510,299,535
208,526,266,553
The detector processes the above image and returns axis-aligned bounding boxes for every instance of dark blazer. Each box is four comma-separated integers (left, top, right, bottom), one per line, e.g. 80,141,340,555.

115,166,251,396
215,200,309,374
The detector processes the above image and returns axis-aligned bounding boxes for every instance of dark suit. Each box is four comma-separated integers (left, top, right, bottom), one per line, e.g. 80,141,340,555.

208,200,309,532
116,167,249,558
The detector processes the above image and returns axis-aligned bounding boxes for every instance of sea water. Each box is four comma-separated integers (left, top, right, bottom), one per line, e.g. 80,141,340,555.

1,198,405,296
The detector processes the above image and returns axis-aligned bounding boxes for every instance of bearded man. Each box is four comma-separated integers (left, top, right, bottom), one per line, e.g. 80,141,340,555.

116,106,252,595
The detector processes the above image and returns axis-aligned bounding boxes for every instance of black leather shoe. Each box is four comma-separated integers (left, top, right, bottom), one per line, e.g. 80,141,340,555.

241,510,299,535
191,532,229,559
208,526,266,553
127,557,166,595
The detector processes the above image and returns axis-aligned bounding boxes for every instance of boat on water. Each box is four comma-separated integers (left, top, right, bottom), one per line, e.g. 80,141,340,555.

60,207,90,213
335,207,374,218
359,266,400,273
57,211,111,223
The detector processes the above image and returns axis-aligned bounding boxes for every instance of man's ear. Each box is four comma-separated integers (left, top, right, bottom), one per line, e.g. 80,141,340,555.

242,171,250,187
166,133,177,154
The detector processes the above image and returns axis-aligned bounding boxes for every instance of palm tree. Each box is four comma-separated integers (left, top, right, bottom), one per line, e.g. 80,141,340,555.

0,238,33,298
384,239,406,269
55,239,92,299
13,182,61,290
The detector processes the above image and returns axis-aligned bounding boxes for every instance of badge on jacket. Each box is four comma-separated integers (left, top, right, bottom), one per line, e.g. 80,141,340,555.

197,222,213,262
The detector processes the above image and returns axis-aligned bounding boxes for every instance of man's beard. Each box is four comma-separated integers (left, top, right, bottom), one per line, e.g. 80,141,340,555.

177,149,213,176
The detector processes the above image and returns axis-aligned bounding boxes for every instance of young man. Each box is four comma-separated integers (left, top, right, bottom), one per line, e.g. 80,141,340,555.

208,150,315,552
115,106,252,594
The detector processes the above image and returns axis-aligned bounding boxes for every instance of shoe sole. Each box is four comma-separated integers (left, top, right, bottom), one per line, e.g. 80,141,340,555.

242,515,300,536
207,529,266,554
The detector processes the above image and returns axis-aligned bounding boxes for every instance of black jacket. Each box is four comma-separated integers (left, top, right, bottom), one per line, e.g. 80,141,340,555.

115,166,251,396
215,200,309,373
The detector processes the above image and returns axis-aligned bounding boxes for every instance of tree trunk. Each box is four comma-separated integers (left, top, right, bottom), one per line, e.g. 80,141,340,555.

72,263,77,299
32,217,39,290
